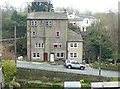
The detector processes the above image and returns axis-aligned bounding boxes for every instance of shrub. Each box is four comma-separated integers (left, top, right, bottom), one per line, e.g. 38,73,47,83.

41,76,49,82
2,60,17,83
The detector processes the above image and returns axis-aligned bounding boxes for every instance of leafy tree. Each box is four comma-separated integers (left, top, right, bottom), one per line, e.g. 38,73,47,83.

29,0,54,12
94,11,118,63
88,24,113,60
2,61,17,84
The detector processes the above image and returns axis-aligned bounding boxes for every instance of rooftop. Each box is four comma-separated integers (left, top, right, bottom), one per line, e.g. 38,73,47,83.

27,12,68,20
67,29,83,42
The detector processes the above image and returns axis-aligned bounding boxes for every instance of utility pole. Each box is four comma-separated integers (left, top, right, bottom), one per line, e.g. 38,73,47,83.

98,36,101,76
14,22,17,63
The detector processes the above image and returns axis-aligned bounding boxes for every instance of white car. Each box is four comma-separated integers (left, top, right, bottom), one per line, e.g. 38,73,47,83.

64,59,85,70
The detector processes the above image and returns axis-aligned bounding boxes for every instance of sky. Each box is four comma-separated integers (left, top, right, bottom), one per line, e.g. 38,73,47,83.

0,0,119,13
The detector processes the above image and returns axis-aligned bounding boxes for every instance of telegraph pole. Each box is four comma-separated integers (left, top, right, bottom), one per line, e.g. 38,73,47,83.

14,22,17,63
98,36,101,76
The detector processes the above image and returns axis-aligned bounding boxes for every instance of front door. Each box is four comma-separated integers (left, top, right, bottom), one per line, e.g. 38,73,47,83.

44,53,48,62
50,53,54,62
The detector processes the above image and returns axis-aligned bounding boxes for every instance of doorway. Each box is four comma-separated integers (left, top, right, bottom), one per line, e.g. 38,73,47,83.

44,53,48,61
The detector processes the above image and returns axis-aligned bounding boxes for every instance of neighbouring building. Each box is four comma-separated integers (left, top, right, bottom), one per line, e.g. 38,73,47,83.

27,12,83,62
68,13,97,32
67,30,83,63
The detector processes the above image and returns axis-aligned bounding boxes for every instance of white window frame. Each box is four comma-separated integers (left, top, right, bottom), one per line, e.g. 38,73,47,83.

61,53,64,58
35,43,38,48
53,43,58,48
32,32,36,37
46,20,52,27
70,53,73,58
74,43,78,47
57,53,60,58
70,43,73,47
74,53,78,58
37,53,40,58
70,43,78,48
59,43,62,48
33,53,36,58
56,31,60,37
31,20,37,26
56,52,64,58
70,53,78,58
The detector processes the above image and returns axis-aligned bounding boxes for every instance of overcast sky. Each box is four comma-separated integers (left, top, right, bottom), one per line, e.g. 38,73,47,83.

0,0,119,13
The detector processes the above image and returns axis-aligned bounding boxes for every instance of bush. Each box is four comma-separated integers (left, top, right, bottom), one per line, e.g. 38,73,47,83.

92,62,119,71
2,60,17,83
41,76,49,82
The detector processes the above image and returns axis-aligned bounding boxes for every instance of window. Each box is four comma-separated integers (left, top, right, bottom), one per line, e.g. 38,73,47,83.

70,43,77,48
56,53,64,58
56,31,60,37
86,20,88,24
61,53,64,58
35,43,38,48
70,43,73,47
74,53,77,58
38,43,41,48
53,43,58,48
32,32,36,36
57,53,60,58
37,53,40,57
70,53,73,58
46,20,52,27
31,20,37,26
41,43,44,48
33,53,36,57
70,53,78,58
35,43,44,48
74,43,77,47
59,43,62,48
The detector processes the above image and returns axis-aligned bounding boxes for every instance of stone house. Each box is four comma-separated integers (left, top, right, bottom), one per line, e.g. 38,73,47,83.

27,12,83,62
68,13,97,32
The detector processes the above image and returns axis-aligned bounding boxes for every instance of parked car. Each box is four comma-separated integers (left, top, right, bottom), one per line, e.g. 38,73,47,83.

64,59,85,70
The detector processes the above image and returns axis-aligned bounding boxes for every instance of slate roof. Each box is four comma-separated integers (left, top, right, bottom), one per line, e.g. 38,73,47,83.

67,29,83,42
27,12,68,20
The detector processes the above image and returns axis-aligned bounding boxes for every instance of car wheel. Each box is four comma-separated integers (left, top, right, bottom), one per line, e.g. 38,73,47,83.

80,66,85,70
68,65,71,69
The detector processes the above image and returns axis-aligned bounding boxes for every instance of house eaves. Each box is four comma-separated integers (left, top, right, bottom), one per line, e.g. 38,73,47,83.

67,29,83,42
27,12,68,20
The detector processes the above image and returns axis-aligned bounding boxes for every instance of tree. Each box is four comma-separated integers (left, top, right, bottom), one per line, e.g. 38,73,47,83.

29,0,54,12
88,24,113,60
94,11,118,63
2,61,17,84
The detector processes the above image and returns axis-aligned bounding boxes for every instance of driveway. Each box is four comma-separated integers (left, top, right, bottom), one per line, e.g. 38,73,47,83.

17,61,120,77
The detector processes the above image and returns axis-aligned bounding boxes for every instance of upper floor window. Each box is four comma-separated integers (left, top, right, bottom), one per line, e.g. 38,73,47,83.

53,43,62,48
53,43,58,48
74,43,77,47
32,32,36,37
56,31,60,37
46,20,52,27
31,20,37,26
35,43,44,48
70,43,78,48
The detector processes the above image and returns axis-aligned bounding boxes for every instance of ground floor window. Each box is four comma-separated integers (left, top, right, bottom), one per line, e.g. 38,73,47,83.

70,53,78,58
33,53,40,59
56,52,64,58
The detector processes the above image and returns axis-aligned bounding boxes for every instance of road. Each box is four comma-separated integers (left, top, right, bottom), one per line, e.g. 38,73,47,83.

17,61,120,78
